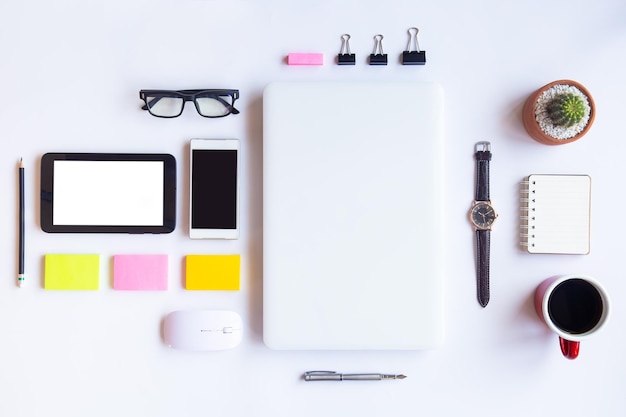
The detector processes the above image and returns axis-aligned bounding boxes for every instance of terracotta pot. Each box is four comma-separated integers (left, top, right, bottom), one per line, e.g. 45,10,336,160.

522,79,595,145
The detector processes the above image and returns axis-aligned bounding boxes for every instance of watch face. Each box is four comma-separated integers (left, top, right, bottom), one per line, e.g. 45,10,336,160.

470,202,497,229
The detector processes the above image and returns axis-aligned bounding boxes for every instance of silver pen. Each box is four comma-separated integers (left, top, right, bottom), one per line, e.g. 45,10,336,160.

304,371,407,381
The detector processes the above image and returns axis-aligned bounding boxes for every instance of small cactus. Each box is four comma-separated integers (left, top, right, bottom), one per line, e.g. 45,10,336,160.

546,92,589,128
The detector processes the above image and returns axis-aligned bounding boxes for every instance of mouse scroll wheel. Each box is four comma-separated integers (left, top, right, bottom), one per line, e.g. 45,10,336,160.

222,327,233,334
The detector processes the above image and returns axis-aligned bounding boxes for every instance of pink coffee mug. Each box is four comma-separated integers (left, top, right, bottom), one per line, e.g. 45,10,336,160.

534,274,609,360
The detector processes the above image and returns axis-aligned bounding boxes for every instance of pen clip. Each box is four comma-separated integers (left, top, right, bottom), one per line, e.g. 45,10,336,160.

303,371,339,381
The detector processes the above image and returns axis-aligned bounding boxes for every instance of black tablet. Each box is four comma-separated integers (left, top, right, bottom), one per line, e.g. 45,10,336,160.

41,153,176,233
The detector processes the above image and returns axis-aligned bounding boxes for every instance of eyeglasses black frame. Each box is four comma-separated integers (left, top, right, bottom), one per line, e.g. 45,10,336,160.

139,89,240,118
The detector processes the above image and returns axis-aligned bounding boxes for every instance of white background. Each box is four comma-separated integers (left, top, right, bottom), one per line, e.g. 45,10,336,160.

0,1,624,416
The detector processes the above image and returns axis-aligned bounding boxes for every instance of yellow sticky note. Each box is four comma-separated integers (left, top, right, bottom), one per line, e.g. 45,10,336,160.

44,254,100,290
185,255,240,291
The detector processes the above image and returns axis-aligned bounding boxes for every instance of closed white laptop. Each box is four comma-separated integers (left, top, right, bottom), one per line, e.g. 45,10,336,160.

263,82,445,350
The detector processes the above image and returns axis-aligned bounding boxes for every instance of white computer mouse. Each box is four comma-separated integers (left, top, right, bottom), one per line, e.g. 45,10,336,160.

163,310,243,351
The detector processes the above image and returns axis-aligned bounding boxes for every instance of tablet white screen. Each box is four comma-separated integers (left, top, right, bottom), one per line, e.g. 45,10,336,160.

52,160,164,226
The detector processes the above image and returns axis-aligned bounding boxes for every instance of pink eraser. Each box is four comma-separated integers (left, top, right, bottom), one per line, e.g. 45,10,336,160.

287,53,324,66
113,254,168,290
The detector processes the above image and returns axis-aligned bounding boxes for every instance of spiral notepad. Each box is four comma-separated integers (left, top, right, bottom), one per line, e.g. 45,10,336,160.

520,174,591,254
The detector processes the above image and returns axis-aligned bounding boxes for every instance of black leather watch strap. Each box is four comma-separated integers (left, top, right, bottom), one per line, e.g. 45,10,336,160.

475,146,491,202
476,229,490,307
474,141,492,308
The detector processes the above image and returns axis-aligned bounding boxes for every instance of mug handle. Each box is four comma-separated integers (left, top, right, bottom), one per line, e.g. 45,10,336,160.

559,337,580,360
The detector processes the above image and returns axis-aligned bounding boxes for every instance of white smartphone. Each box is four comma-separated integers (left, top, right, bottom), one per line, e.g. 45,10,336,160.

189,139,240,239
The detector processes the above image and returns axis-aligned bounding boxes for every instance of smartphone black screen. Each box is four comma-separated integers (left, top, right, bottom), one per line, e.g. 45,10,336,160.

191,149,238,230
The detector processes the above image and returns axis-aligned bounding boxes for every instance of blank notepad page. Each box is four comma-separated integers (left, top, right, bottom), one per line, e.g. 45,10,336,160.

522,174,591,254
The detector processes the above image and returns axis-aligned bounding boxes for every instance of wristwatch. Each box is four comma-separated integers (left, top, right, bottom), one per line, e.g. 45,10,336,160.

469,141,497,307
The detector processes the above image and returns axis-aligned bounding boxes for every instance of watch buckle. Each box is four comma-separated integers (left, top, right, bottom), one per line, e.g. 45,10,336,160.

475,141,491,152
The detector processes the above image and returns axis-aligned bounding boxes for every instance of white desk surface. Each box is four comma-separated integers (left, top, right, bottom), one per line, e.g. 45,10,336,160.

1,1,625,416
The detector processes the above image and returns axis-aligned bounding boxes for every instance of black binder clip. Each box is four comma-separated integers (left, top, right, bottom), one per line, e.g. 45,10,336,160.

369,34,387,65
337,34,355,65
402,27,426,65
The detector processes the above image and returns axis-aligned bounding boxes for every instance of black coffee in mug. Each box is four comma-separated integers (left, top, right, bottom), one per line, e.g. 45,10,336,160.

548,278,604,334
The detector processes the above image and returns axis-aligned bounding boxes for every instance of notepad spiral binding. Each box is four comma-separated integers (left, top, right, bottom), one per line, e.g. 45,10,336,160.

519,179,535,249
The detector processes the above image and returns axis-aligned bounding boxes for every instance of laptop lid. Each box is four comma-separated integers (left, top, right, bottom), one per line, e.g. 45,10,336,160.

263,81,445,350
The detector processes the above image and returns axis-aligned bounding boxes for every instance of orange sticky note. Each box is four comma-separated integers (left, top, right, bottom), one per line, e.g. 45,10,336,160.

185,255,240,291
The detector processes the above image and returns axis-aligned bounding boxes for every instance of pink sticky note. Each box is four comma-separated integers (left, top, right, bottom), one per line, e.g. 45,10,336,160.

287,53,324,66
113,254,168,291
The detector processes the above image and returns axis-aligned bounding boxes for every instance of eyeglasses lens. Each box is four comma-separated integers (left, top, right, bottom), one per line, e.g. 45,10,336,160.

145,95,184,117
195,94,234,117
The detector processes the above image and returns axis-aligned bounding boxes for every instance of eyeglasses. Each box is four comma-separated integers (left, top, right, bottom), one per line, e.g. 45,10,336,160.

139,89,240,118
